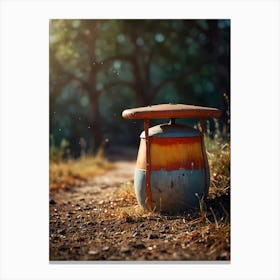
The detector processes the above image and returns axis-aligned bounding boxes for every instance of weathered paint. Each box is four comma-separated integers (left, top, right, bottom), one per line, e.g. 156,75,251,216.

134,168,209,211
136,137,205,171
134,123,210,211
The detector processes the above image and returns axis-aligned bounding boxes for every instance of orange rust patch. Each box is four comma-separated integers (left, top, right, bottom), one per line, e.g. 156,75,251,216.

136,137,205,171
136,140,147,171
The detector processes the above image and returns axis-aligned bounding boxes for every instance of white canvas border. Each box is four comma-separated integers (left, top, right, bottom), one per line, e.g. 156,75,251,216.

0,0,279,279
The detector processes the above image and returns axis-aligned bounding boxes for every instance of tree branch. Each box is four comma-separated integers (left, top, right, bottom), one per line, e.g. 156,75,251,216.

97,55,134,70
52,55,91,92
145,51,154,88
100,80,135,94
150,73,186,101
64,69,91,92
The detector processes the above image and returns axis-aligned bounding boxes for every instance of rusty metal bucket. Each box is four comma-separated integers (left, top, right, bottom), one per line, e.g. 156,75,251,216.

134,123,209,211
122,104,221,212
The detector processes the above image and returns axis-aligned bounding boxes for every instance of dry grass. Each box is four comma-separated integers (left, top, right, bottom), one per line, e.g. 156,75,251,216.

49,151,111,189
112,183,153,219
206,136,230,199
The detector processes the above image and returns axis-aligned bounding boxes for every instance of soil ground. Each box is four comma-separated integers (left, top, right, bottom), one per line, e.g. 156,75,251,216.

49,147,230,261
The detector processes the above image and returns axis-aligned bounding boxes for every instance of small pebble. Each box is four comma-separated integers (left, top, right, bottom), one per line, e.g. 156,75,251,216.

133,231,140,237
49,199,56,205
59,247,68,252
120,247,131,254
57,229,66,235
149,234,159,239
102,246,110,252
88,250,99,256
132,243,145,249
183,253,191,259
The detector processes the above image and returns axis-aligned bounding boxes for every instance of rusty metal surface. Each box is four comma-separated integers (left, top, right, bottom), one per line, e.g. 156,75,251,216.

140,123,200,138
134,122,210,211
134,168,208,211
122,103,221,120
136,137,205,171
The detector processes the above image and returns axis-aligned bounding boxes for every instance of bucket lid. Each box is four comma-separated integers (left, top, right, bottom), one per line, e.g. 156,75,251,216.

140,123,200,138
122,103,221,120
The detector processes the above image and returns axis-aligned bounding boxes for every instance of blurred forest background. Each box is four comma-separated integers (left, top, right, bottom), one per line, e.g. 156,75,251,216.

49,19,230,158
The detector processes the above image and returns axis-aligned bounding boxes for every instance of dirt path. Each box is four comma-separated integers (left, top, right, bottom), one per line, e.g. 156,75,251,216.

51,158,135,205
49,147,230,261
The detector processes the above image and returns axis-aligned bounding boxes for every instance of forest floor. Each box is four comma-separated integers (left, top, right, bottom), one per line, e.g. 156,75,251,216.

49,146,230,261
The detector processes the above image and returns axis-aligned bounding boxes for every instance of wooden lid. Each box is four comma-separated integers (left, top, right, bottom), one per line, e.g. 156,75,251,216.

122,103,221,119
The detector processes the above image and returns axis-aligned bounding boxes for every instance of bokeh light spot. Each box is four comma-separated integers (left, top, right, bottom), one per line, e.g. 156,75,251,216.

117,34,126,43
155,33,165,43
72,20,81,28
136,37,144,46
80,96,89,107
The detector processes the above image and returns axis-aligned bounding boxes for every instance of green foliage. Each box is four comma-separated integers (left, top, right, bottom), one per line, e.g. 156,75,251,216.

50,136,70,162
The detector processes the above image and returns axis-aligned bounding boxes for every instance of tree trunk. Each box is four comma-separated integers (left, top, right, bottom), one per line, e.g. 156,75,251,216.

133,56,148,105
89,92,102,151
87,21,103,152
